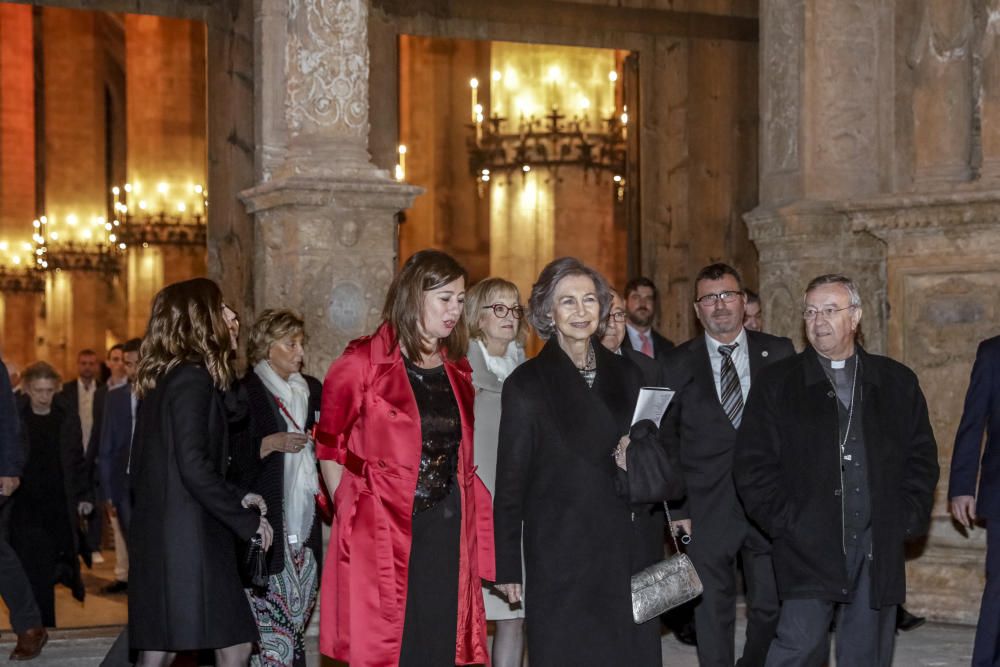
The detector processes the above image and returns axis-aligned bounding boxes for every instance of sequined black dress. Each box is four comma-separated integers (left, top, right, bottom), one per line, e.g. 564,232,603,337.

398,357,463,667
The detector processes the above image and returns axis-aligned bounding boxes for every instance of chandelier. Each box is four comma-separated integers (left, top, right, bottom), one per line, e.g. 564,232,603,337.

0,240,44,292
32,213,122,275
465,69,628,199
112,181,208,248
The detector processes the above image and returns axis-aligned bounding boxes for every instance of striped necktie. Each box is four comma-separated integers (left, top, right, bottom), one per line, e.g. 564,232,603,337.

718,343,743,428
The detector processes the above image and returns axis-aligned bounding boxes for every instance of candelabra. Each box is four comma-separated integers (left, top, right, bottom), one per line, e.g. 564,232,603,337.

112,181,208,248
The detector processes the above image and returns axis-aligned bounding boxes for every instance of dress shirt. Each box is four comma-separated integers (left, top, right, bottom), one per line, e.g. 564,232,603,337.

626,324,652,355
78,378,96,451
705,328,751,404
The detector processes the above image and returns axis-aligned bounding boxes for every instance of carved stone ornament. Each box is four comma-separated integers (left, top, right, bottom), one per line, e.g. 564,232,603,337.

286,0,369,138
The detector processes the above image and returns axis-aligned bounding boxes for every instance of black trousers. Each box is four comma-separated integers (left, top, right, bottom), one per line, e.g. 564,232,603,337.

973,521,1000,666
765,545,896,667
399,485,461,667
688,520,780,667
0,499,41,633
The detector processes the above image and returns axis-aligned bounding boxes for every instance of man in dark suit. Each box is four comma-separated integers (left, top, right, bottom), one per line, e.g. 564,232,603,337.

950,335,1000,666
620,276,675,360
735,274,938,666
661,263,794,667
0,357,47,659
601,290,663,385
97,339,142,595
58,349,106,561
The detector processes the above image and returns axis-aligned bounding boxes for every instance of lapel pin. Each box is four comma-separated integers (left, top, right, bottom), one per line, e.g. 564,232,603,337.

761,351,769,358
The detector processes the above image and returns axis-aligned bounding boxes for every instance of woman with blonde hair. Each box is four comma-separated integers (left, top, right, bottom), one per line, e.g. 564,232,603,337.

229,309,322,666
465,277,528,667
315,249,494,666
128,278,272,667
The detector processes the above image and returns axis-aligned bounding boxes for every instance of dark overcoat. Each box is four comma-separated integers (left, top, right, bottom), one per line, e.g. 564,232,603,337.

228,371,323,576
734,346,940,606
493,338,684,667
128,364,261,650
949,334,1000,520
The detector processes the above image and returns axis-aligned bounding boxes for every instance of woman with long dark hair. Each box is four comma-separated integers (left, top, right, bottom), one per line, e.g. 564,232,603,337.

315,250,494,666
128,278,272,667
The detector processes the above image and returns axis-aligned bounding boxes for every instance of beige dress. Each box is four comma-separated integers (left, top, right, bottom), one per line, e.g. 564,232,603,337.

468,339,526,620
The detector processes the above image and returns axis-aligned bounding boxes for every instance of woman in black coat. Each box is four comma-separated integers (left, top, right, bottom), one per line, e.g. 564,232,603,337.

12,362,92,628
228,309,323,667
128,278,272,667
493,258,684,667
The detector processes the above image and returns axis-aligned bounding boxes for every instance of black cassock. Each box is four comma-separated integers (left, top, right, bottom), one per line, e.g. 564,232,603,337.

128,364,261,651
494,338,684,667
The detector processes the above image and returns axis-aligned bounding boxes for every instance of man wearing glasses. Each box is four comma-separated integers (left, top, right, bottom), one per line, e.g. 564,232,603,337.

734,274,938,666
660,263,794,666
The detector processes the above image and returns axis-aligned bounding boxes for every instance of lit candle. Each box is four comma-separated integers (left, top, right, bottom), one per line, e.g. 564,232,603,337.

608,70,618,116
396,144,407,181
470,78,479,124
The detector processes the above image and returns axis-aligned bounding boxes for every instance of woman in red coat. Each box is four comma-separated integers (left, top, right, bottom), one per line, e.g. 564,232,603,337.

316,250,494,667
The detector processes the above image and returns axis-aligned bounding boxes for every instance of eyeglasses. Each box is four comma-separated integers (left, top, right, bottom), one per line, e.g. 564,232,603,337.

802,305,856,321
607,310,627,323
694,291,743,307
483,303,524,319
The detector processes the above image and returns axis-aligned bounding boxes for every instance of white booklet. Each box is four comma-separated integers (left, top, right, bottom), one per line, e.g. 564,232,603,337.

631,387,675,427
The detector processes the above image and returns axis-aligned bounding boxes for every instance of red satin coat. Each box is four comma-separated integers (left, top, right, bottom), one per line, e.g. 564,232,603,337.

315,323,495,667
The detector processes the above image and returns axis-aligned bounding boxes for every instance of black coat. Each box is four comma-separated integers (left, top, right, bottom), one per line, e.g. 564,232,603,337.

228,371,323,577
493,338,684,667
58,378,106,479
12,402,91,594
0,358,24,476
733,346,940,606
128,364,261,650
660,329,795,540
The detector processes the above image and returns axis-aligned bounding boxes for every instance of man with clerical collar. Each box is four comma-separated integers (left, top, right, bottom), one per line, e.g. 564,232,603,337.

660,263,794,666
734,274,939,666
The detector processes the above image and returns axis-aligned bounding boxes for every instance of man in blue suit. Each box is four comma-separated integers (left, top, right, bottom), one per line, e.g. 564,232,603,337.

950,335,1000,666
97,338,141,595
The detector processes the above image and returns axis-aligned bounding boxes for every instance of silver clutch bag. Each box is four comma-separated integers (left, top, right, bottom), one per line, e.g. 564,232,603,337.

631,504,703,624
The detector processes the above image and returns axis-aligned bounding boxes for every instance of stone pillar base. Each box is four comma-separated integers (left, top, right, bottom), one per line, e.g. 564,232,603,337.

241,171,420,374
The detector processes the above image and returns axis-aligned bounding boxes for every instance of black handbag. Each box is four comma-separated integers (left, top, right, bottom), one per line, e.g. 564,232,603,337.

240,534,268,592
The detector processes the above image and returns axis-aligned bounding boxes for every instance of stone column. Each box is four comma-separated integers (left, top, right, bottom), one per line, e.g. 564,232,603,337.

42,8,110,375
125,15,208,336
748,0,892,353
906,0,974,187
977,0,1000,182
0,4,39,367
241,0,420,375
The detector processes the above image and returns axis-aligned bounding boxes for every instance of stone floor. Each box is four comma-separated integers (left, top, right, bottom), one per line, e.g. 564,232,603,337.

0,618,977,666
0,555,978,665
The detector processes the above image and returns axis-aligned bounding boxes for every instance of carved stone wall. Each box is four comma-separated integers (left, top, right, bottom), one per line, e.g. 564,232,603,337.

849,193,1000,622
755,0,999,624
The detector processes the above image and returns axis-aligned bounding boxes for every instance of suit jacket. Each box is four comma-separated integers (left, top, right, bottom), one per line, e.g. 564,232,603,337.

622,347,666,387
660,329,795,546
97,384,134,510
734,346,939,606
621,327,675,360
494,337,683,666
950,335,1000,520
0,358,24,477
58,378,106,480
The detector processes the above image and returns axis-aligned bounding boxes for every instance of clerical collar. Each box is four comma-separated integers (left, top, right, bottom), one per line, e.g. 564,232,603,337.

817,352,856,370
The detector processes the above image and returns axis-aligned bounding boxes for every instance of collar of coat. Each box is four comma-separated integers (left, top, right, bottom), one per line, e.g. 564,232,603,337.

802,344,882,388
368,321,473,375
